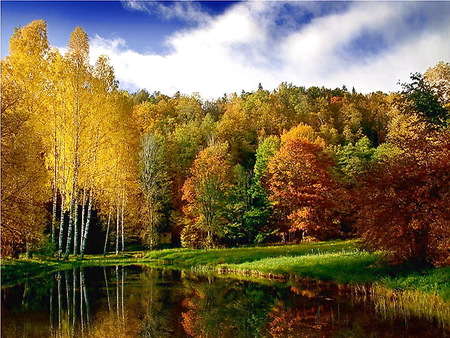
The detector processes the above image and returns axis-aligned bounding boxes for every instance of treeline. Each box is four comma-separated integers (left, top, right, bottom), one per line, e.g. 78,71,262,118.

1,21,449,266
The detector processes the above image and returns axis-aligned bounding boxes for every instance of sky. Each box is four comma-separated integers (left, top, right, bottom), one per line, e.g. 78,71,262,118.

2,1,450,99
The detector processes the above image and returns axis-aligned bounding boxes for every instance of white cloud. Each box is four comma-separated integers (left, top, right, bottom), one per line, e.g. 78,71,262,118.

121,0,210,24
90,2,450,98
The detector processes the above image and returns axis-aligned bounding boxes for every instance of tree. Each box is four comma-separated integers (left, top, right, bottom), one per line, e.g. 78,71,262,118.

181,142,233,248
334,136,375,183
401,72,449,127
1,20,51,257
424,61,450,110
266,136,340,240
246,136,280,243
222,164,254,245
62,27,91,260
355,128,450,266
139,133,170,249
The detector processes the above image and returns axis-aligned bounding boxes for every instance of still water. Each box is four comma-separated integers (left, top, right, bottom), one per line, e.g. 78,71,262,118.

1,266,449,337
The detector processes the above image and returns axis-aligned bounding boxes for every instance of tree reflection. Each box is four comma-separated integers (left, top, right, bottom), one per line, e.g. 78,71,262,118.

1,266,449,337
266,299,335,337
180,273,275,337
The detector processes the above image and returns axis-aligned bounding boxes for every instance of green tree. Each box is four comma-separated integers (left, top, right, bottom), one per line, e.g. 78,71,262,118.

401,72,449,127
139,133,170,249
334,136,375,183
248,136,280,243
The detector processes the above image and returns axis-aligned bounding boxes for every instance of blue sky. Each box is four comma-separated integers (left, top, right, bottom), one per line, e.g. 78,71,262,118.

2,1,450,98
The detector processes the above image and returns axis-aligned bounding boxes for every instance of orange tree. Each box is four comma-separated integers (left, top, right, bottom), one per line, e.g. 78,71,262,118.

265,136,341,240
355,128,450,266
181,142,233,248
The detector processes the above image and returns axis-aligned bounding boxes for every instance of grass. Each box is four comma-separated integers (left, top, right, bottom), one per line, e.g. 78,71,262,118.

370,283,450,330
140,239,449,302
1,239,449,303
143,239,356,266
0,253,156,287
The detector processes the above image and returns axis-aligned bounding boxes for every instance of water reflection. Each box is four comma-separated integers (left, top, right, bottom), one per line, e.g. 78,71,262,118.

1,266,449,337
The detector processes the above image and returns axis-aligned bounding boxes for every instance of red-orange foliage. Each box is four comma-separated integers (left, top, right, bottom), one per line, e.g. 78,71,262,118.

356,131,450,266
265,138,340,240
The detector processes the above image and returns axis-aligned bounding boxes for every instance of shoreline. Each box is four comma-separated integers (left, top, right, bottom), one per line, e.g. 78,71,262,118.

2,240,449,303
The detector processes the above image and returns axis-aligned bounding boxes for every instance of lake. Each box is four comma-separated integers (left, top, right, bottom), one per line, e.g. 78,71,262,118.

1,266,448,337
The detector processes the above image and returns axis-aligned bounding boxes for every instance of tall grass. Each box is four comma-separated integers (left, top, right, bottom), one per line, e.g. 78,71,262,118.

370,283,450,331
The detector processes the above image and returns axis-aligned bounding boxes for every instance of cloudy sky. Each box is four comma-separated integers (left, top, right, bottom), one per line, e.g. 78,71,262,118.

2,1,450,98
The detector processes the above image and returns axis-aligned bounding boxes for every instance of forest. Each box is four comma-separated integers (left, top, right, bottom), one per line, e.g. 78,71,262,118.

2,20,449,267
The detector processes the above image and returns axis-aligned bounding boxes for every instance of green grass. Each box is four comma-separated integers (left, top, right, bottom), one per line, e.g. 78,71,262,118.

143,239,356,266
2,239,449,303
140,239,449,301
0,253,156,287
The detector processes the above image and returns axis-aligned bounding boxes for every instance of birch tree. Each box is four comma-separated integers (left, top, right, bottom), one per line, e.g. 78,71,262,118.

139,133,170,249
1,20,51,257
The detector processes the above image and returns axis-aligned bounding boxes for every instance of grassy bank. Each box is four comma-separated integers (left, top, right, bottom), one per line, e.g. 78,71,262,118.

2,240,449,302
0,254,156,287
141,240,449,301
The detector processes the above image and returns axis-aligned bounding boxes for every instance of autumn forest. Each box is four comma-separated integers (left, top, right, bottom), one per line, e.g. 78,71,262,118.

2,20,449,268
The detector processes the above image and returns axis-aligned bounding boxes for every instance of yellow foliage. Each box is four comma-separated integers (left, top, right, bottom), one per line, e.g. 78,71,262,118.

281,123,325,146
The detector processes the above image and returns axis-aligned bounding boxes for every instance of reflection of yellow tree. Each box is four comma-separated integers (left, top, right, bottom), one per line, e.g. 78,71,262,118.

91,305,140,338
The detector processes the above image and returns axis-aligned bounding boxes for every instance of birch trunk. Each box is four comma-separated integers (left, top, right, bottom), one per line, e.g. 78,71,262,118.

64,124,80,260
73,197,78,255
64,182,78,260
51,111,59,244
79,187,87,255
115,201,120,255
121,193,125,253
103,205,112,256
57,189,65,260
51,176,58,244
80,189,93,259
73,188,84,256
79,128,100,259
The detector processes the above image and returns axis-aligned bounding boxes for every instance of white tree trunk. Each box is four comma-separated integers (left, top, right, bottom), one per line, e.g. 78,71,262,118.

115,200,120,255
57,189,65,260
64,183,78,260
103,205,112,256
121,192,125,253
80,189,93,259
